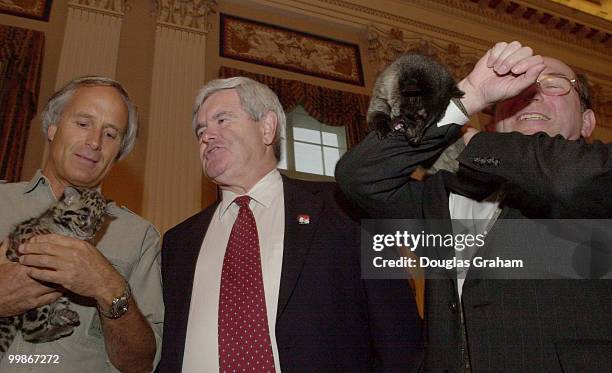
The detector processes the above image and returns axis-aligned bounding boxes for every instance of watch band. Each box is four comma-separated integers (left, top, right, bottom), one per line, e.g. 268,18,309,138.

97,282,131,319
451,97,469,118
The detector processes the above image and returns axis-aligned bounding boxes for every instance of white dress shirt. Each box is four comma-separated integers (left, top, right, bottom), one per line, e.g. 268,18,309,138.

437,100,503,296
449,192,501,296
182,169,285,372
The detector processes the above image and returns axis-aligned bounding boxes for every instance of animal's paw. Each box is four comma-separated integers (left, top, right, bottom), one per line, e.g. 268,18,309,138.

51,308,80,327
23,308,79,343
369,112,393,139
23,323,77,343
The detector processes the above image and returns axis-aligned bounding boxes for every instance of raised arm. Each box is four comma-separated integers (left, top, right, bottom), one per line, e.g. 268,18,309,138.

335,124,460,219
459,131,612,217
336,41,544,218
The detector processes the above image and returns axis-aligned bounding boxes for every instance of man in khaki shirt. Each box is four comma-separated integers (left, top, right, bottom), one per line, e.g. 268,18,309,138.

0,76,163,372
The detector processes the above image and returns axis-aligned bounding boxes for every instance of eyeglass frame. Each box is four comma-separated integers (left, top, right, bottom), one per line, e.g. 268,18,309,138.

535,73,578,96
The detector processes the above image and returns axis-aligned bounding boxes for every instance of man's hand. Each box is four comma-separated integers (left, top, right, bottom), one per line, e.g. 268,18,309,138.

18,234,125,308
458,41,545,115
19,234,156,372
0,240,62,317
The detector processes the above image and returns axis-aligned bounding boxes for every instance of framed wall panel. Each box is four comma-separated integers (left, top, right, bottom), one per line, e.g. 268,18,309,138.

220,13,364,86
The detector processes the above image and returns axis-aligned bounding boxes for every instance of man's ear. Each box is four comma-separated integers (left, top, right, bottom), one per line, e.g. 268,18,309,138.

261,111,278,146
580,109,596,138
47,124,58,142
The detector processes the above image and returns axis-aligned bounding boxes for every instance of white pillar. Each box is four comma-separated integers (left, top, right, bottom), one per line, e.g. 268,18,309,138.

55,0,126,85
142,0,216,233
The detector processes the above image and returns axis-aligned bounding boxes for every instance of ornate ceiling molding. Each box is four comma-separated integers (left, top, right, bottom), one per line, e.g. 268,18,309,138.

309,0,610,61
68,0,127,16
314,0,492,46
432,0,610,53
154,0,218,33
367,25,481,80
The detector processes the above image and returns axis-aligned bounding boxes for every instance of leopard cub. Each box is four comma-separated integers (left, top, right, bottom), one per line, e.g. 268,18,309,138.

0,187,107,360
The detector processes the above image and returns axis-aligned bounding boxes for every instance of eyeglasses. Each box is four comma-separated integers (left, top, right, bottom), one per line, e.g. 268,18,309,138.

536,74,577,96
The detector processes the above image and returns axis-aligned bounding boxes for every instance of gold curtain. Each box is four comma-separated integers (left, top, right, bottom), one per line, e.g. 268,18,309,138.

0,25,45,182
218,66,370,147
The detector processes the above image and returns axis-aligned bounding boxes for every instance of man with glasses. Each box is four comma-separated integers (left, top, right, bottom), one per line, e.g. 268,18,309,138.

482,56,595,141
336,42,611,372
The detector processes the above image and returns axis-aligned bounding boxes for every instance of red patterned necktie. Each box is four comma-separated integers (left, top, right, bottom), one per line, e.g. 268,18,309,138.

218,196,276,372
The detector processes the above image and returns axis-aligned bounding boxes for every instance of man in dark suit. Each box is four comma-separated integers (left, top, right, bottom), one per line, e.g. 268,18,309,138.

157,77,422,372
336,41,612,372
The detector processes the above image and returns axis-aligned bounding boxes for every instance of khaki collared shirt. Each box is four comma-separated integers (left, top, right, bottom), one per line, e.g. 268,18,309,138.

0,171,164,373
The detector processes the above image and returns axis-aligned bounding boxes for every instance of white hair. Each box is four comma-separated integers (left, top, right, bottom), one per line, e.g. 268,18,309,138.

192,77,285,159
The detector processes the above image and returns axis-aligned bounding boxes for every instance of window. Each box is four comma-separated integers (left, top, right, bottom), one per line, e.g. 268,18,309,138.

278,106,347,181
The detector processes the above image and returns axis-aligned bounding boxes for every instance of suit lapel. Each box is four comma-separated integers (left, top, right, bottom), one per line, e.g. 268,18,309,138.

276,176,323,320
421,172,456,281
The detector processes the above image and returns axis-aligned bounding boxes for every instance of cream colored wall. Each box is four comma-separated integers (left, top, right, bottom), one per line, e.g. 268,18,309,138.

2,0,611,233
104,0,157,215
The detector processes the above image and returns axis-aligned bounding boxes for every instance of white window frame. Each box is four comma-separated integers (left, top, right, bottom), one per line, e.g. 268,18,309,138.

278,106,347,182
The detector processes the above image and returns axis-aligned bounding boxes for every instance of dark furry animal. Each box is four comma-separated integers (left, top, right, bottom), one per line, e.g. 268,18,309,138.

367,54,464,144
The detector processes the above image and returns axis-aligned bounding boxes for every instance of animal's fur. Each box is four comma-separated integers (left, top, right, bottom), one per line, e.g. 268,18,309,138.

367,54,464,144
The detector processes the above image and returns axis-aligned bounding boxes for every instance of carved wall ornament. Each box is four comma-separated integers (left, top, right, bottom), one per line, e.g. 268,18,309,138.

366,24,480,81
154,0,218,32
221,14,364,85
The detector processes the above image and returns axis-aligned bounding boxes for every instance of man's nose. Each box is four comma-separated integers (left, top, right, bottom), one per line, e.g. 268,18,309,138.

86,127,102,150
201,126,218,143
526,84,543,101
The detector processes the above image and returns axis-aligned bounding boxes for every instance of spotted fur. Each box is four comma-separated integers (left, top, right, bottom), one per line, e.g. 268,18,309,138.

0,187,107,359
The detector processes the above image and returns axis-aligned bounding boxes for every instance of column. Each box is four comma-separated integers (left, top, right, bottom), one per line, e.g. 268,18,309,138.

142,0,217,233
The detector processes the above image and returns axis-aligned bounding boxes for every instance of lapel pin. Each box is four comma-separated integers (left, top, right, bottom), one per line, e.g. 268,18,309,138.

297,214,310,224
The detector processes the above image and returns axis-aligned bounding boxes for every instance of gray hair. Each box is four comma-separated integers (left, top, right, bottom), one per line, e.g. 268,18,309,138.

192,77,285,160
575,72,592,112
41,76,138,160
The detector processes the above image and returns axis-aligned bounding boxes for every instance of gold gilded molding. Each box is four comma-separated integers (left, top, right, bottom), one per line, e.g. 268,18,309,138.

154,0,218,33
310,0,610,59
429,0,610,53
542,0,611,23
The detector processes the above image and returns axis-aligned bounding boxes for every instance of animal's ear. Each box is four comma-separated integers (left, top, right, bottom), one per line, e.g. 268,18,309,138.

63,187,81,205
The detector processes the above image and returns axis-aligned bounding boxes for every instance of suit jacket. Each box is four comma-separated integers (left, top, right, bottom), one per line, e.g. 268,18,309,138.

157,175,423,372
336,127,612,373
